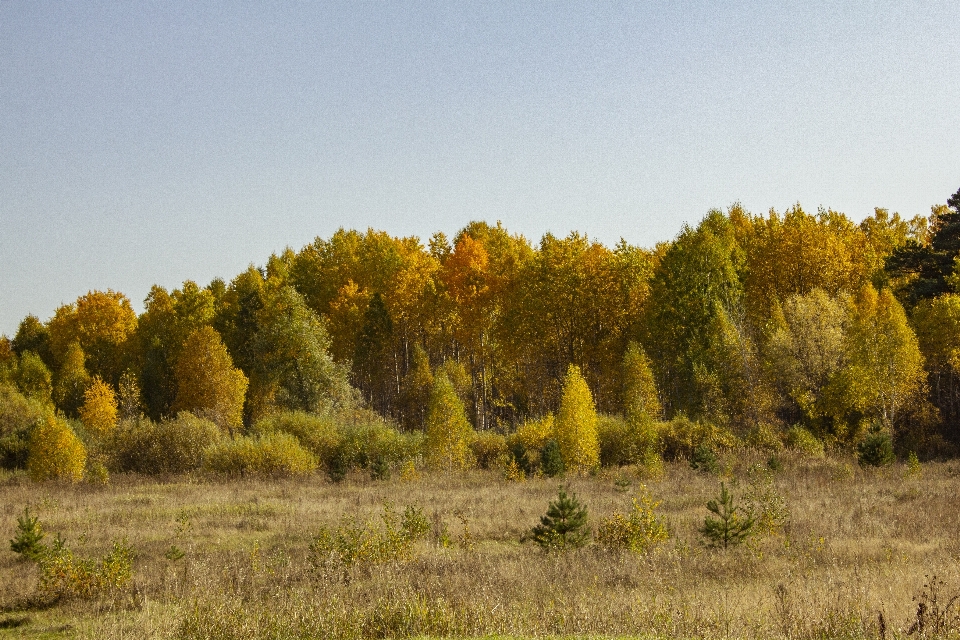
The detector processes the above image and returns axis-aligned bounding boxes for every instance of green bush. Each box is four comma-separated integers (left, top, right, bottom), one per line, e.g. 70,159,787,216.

0,383,46,470
9,507,47,561
660,415,739,461
252,410,343,465
203,432,318,477
108,413,223,475
690,443,719,474
470,430,509,470
700,482,754,549
540,438,565,477
786,425,825,458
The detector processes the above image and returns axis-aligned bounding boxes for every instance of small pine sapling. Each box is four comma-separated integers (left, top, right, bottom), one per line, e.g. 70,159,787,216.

700,482,754,549
540,439,565,477
528,486,590,551
10,507,48,561
857,423,895,467
690,443,719,474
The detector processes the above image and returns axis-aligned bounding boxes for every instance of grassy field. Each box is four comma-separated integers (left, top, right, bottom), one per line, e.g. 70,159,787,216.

1,451,959,639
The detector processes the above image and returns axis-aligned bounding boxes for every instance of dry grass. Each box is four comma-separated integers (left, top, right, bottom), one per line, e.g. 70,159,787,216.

1,451,960,639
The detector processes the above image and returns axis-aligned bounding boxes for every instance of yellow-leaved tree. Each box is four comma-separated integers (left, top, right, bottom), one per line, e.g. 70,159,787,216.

554,364,599,470
79,377,118,438
424,372,474,470
842,285,928,431
622,341,662,423
173,326,248,435
27,413,86,482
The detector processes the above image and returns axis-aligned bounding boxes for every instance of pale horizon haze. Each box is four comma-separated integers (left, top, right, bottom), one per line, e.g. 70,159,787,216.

2,2,959,335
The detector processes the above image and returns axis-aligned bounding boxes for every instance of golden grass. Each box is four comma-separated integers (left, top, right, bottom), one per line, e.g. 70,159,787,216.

1,451,959,639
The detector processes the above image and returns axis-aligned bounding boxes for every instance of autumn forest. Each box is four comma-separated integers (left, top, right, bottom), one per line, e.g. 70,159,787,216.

3,188,960,482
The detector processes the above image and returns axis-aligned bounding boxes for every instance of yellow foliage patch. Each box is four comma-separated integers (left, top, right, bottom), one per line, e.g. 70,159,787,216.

27,414,86,482
79,377,118,437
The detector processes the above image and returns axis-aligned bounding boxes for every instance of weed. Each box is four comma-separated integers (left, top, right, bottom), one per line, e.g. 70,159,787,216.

907,575,960,636
36,536,134,604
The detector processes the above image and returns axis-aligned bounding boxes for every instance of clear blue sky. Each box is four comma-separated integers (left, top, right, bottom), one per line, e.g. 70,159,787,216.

2,2,959,336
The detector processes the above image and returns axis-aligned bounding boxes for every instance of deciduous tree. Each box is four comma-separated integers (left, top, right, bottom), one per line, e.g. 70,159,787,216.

173,326,248,434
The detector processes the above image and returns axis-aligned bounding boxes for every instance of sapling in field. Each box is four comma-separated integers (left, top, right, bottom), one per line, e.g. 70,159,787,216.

9,507,47,561
527,486,590,551
700,482,754,549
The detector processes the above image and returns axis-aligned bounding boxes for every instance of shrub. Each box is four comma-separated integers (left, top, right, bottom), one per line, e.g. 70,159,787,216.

786,425,825,458
527,487,590,552
108,413,223,475
252,410,343,466
204,432,318,477
746,422,784,451
27,414,86,482
596,485,669,554
336,418,418,476
597,414,658,467
308,503,431,571
470,431,509,470
700,482,754,549
36,537,134,604
507,414,554,475
660,415,739,461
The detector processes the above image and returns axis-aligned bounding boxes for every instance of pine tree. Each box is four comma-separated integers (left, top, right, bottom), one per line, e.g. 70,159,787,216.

699,482,754,549
9,507,47,561
424,373,474,470
529,486,590,551
554,364,599,470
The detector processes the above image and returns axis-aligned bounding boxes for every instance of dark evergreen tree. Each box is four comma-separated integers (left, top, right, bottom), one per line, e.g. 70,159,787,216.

540,438,565,477
353,293,396,414
886,186,960,306
529,486,590,551
699,482,754,549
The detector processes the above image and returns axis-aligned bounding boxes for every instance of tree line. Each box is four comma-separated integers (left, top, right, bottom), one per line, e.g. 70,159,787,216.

3,187,960,463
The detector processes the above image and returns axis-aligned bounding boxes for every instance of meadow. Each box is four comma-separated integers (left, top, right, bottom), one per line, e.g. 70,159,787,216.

2,451,959,640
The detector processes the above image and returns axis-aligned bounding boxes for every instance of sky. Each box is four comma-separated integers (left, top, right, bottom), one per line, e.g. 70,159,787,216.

1,2,959,336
